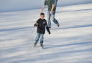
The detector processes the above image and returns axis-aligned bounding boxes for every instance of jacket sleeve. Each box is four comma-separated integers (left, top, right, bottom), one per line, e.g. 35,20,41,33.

46,26,51,34
45,20,51,34
34,19,39,27
34,23,38,27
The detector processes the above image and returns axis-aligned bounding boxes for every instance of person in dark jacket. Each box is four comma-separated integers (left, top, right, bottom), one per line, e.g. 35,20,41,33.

34,13,50,48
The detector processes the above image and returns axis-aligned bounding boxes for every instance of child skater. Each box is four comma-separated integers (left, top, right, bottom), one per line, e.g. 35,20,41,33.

34,13,51,48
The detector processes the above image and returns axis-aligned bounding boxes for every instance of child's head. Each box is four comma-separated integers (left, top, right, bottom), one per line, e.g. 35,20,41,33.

40,13,45,19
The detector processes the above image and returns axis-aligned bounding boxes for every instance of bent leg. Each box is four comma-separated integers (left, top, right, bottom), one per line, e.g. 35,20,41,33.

53,18,59,27
51,11,59,27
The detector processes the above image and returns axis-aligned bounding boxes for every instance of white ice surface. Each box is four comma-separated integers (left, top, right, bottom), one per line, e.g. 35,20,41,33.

0,3,92,63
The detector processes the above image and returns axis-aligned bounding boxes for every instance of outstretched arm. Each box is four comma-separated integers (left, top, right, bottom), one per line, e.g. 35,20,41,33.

51,0,58,12
51,4,55,12
41,6,45,13
41,0,47,12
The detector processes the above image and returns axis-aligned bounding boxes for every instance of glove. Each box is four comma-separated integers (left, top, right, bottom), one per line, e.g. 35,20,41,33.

34,23,38,27
48,32,51,34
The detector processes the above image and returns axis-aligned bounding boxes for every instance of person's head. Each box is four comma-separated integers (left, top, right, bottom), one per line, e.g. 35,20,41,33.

40,13,45,19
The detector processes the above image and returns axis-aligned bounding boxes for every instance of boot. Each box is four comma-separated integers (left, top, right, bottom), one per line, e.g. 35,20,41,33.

54,18,59,27
34,42,38,47
40,42,44,48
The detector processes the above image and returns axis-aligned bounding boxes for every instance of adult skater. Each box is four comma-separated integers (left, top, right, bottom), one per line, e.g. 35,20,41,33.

42,0,59,28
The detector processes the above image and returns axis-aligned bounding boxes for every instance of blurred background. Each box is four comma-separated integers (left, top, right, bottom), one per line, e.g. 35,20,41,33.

0,0,92,12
